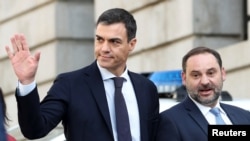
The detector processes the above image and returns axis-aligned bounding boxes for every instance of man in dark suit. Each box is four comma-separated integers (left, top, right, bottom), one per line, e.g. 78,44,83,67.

156,47,250,141
5,8,159,141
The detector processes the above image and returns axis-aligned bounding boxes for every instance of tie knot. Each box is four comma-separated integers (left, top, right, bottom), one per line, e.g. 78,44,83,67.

112,77,124,88
210,107,220,116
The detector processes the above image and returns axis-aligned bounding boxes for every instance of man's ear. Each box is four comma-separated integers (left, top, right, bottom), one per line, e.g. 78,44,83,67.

181,71,186,86
128,38,136,51
221,67,226,81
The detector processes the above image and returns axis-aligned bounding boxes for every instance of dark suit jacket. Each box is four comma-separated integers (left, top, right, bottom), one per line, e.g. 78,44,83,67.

156,96,250,141
16,61,159,141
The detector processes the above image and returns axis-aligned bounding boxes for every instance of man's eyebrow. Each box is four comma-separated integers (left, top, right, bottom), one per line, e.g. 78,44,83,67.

109,37,121,41
190,70,200,74
207,68,217,72
95,35,102,38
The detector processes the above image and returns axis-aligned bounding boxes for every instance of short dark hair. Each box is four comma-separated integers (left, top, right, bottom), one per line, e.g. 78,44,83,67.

182,46,222,72
96,8,137,42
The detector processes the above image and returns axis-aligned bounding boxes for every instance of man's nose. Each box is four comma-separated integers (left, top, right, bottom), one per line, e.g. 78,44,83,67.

200,75,209,84
101,42,110,51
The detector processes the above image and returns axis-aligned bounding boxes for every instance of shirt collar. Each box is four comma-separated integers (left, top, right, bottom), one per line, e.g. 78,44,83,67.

97,61,129,81
188,94,225,115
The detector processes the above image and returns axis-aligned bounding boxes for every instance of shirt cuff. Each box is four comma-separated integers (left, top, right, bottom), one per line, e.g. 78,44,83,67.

17,81,36,96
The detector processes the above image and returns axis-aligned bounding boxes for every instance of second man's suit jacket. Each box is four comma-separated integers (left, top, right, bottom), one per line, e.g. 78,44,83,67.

156,96,250,141
16,61,160,141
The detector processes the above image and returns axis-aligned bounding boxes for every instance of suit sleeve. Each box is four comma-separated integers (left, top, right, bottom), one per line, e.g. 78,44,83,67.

16,75,69,139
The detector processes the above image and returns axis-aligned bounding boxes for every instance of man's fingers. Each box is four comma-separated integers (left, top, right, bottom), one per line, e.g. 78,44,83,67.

34,51,41,62
5,45,14,59
15,34,24,51
6,33,31,60
9,33,29,56
10,34,26,53
20,34,29,51
10,36,18,53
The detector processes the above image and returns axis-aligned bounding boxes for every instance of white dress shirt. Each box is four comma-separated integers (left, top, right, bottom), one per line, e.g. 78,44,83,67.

189,95,232,125
97,62,140,141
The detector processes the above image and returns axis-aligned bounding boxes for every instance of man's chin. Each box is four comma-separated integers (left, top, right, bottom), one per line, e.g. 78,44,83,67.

98,60,111,66
199,97,217,105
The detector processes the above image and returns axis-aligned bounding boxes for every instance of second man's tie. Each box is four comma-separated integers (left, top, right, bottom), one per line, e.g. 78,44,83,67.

210,107,226,125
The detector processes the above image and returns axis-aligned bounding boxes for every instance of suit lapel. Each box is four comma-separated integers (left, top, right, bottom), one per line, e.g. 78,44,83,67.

221,104,243,124
84,61,113,135
129,72,143,109
184,97,209,134
128,72,148,140
128,72,145,116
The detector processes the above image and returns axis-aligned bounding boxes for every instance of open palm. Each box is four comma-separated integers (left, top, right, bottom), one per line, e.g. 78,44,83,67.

5,33,41,85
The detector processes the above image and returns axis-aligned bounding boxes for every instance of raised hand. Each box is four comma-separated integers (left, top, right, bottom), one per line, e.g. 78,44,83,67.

5,33,41,85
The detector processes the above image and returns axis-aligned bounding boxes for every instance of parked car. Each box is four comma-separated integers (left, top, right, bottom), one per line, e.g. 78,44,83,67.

146,70,183,98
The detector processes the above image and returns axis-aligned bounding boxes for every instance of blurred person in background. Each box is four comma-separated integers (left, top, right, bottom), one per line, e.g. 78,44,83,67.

0,88,16,141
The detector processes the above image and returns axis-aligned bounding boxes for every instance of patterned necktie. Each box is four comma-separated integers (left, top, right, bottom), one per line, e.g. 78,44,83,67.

113,77,132,141
210,107,225,125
